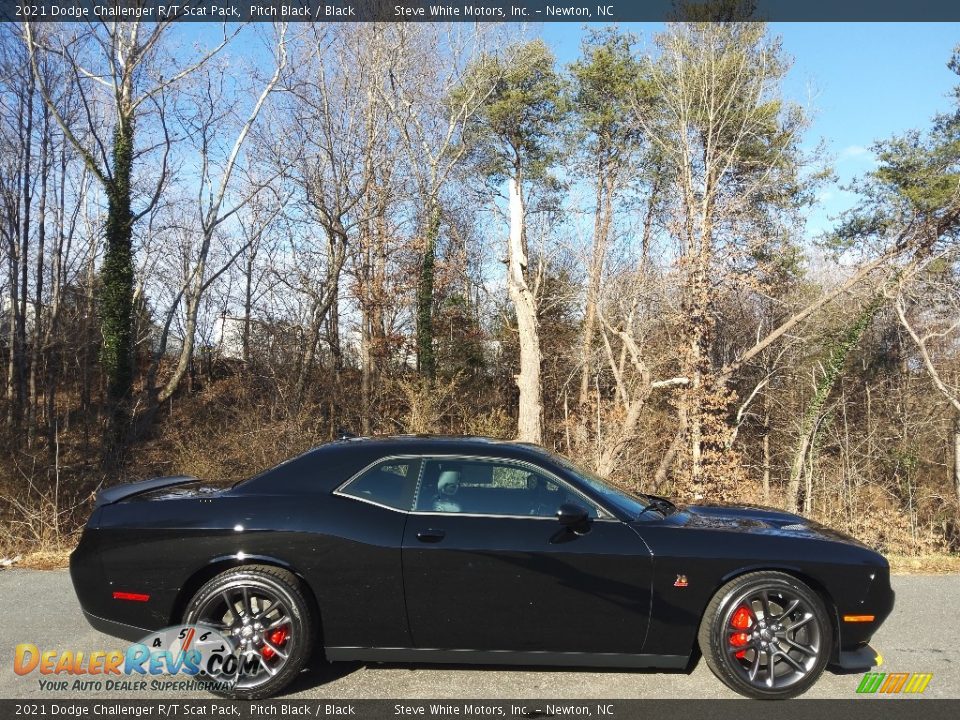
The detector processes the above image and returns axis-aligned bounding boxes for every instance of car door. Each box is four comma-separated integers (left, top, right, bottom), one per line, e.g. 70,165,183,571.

401,455,653,655
326,456,422,648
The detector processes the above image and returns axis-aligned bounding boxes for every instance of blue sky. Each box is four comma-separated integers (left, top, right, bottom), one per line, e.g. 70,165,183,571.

543,22,960,235
184,21,960,238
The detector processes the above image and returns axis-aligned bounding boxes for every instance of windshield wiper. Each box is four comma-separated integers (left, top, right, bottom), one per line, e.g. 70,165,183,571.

635,496,677,518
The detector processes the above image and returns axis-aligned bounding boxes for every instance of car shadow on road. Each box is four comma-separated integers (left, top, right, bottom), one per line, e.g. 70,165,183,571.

369,662,698,675
287,661,366,693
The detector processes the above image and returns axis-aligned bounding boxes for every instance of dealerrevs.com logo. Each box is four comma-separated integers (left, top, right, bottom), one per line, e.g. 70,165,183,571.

856,672,933,695
13,624,258,692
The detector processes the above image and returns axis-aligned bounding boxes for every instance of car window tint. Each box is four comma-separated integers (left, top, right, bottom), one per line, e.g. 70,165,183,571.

339,459,420,510
414,459,598,518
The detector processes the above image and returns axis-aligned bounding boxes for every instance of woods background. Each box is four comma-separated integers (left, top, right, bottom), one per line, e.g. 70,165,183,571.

1,18,959,561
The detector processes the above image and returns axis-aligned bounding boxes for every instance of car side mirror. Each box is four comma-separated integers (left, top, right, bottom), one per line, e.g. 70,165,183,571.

556,503,590,533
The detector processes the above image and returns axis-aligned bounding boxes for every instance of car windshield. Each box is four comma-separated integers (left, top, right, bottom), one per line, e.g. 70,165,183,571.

544,451,648,519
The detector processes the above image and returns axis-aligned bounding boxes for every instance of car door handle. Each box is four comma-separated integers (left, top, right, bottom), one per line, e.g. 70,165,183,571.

416,529,446,543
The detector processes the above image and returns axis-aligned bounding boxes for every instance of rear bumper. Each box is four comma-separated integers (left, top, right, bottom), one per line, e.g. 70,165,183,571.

81,609,149,643
832,643,881,672
71,523,170,634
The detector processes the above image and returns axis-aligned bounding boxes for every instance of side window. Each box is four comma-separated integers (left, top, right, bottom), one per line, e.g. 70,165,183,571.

414,458,598,518
339,459,421,511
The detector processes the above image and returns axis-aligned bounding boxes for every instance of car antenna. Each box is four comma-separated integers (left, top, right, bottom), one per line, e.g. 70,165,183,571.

336,427,358,441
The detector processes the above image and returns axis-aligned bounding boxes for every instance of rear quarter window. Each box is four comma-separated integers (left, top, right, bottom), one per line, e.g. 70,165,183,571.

338,458,421,511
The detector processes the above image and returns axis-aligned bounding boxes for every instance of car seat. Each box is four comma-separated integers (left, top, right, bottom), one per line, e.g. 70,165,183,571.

433,470,462,513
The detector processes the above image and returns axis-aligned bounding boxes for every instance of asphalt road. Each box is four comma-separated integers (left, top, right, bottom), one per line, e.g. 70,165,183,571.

1,570,957,700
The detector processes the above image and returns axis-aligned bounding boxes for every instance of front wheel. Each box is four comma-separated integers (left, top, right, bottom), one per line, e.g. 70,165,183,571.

183,565,314,699
698,571,833,699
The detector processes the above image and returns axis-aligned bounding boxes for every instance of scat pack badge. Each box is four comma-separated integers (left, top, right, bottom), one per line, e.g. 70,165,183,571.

14,624,259,693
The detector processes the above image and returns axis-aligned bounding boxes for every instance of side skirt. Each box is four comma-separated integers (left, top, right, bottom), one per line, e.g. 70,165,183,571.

325,647,689,669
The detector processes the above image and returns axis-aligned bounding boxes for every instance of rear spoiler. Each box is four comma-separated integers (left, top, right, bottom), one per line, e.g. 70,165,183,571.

94,475,199,508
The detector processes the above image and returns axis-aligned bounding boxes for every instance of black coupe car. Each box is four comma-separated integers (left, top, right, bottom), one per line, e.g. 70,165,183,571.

71,435,893,700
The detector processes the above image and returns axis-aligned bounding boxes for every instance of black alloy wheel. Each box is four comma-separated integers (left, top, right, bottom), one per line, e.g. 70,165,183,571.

698,571,832,699
184,565,314,699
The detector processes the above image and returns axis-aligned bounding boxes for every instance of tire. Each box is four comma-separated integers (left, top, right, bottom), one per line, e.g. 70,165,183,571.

697,571,833,699
183,564,315,699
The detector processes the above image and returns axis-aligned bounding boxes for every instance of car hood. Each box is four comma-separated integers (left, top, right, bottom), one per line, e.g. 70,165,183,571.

668,502,872,548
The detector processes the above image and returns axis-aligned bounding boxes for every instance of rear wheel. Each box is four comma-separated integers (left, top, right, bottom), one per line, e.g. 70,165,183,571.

183,565,314,699
698,571,832,699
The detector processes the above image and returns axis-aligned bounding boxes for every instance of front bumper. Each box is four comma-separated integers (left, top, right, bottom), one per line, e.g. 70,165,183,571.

836,570,896,650
832,643,882,672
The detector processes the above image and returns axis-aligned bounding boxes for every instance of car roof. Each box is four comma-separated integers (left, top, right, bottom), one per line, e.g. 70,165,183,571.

329,434,549,456
232,434,564,495
337,434,525,445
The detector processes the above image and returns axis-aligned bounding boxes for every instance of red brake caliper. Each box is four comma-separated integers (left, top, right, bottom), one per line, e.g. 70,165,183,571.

261,626,289,660
729,606,752,659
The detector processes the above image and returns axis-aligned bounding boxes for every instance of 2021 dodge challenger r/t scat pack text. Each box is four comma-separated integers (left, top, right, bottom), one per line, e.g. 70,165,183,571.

70,435,894,699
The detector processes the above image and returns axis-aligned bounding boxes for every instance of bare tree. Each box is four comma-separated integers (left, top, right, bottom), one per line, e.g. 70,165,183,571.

568,28,646,410
24,20,234,451
377,24,504,382
146,25,287,408
279,25,390,411
460,40,565,443
892,254,960,498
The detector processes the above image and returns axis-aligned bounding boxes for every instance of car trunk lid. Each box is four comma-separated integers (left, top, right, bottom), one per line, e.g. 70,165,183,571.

94,476,200,508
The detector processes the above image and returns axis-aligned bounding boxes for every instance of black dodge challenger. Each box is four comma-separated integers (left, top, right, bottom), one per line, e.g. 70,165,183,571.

71,435,894,700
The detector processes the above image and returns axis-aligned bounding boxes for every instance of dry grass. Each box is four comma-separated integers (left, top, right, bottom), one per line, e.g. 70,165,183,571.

887,553,960,575
19,548,72,570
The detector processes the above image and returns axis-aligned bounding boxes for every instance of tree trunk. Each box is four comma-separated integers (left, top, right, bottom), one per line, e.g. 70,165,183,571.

157,287,201,404
762,386,772,505
416,201,440,382
954,415,960,500
80,251,96,452
16,69,35,433
6,70,33,431
242,245,256,365
100,117,136,450
360,219,374,435
785,296,881,511
360,311,372,435
507,176,542,444
640,176,660,268
803,439,815,516
577,169,613,408
45,142,69,458
27,104,50,447
325,229,347,378
654,420,687,489
327,270,343,373
295,298,323,411
293,230,347,410
683,249,710,489
762,427,771,505
787,427,815,514
5,251,19,427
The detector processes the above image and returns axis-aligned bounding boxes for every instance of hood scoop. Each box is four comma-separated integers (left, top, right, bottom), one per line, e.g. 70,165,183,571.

683,504,811,531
